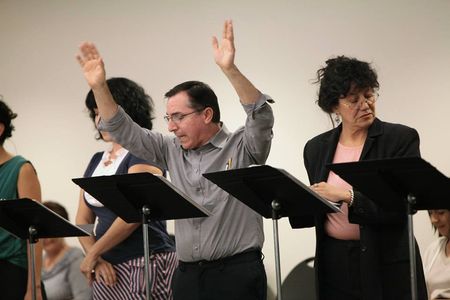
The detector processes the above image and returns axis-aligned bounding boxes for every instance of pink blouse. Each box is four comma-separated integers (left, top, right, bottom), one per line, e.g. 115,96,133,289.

324,142,363,240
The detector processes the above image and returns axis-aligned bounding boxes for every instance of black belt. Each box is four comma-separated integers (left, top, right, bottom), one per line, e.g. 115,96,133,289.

179,250,262,269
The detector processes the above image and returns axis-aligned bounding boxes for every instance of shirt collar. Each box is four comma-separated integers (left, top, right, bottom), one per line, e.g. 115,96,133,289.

208,122,229,149
180,122,230,152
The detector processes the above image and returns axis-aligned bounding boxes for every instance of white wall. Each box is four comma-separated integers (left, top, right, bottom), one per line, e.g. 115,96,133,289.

1,0,449,295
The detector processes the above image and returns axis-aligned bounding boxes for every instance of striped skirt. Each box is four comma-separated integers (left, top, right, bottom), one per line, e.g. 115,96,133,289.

93,251,178,300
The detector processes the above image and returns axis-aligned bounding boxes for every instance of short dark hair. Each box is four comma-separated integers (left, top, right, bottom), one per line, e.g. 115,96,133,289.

43,201,69,220
315,56,379,113
0,99,18,145
85,77,155,140
165,81,220,123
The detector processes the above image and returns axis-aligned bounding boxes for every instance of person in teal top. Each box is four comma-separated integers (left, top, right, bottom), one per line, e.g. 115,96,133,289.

0,98,46,300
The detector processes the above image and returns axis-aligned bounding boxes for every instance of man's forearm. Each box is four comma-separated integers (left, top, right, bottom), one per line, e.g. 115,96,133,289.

92,82,119,121
222,65,261,105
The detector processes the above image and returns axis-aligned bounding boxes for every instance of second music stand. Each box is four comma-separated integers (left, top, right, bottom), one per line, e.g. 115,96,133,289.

328,156,450,300
203,165,340,300
73,172,211,300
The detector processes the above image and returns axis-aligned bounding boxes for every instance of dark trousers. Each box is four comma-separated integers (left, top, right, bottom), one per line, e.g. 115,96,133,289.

0,259,47,300
172,250,267,300
319,235,362,300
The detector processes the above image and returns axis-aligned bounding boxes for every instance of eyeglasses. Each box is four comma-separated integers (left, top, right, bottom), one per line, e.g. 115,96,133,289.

341,92,379,110
164,109,203,124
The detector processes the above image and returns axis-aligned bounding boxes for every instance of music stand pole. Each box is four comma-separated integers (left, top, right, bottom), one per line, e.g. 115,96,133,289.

142,205,153,300
407,194,418,300
29,225,38,300
271,200,282,300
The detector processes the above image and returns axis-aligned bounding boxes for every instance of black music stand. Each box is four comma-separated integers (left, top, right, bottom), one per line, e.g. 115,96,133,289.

203,165,341,300
328,156,450,300
72,172,211,300
0,198,90,300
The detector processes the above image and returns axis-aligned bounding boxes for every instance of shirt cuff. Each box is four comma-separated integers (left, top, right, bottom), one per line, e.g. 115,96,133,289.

242,93,274,115
98,106,126,131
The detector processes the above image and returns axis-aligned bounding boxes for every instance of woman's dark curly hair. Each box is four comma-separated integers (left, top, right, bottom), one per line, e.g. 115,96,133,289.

315,56,379,113
85,77,154,139
0,98,18,145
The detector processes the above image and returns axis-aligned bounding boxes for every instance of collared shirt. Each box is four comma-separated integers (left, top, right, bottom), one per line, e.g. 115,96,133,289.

99,94,274,261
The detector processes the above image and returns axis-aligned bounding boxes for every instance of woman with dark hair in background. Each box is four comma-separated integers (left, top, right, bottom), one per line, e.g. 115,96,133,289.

423,209,450,299
42,201,92,300
0,97,46,300
290,56,427,299
76,78,177,300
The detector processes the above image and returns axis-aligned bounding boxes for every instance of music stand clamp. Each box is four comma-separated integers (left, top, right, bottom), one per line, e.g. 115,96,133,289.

0,198,90,300
73,172,211,300
203,165,340,300
328,156,450,300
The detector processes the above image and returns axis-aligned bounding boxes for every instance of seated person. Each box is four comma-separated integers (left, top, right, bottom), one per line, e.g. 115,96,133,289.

423,209,450,299
42,201,92,300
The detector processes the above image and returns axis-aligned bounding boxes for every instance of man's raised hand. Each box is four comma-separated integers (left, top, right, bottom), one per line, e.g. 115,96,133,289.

76,42,106,89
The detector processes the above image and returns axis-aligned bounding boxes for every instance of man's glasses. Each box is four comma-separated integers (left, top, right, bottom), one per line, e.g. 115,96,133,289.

341,92,379,110
164,109,203,124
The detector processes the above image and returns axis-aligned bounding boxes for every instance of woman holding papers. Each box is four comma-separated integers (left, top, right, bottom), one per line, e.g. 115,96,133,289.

290,56,427,300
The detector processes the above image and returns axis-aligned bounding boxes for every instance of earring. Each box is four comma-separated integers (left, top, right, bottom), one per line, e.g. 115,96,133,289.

334,113,341,124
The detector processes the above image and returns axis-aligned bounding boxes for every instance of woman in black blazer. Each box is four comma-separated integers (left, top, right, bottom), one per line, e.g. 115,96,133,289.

290,56,427,300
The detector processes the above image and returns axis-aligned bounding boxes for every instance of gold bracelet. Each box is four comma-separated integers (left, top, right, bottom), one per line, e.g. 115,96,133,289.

348,189,354,207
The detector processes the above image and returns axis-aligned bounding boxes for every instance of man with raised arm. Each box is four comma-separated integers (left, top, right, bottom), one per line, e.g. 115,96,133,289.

77,20,274,300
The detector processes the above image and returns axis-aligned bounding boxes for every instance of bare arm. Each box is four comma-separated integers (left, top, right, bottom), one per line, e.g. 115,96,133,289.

76,189,96,255
75,189,102,285
78,163,163,285
76,42,118,121
79,218,140,284
212,20,261,105
82,164,162,260
311,182,352,204
17,163,43,300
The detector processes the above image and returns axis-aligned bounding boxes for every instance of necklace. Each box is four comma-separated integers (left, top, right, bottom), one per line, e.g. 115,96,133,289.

103,147,124,166
103,155,114,167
